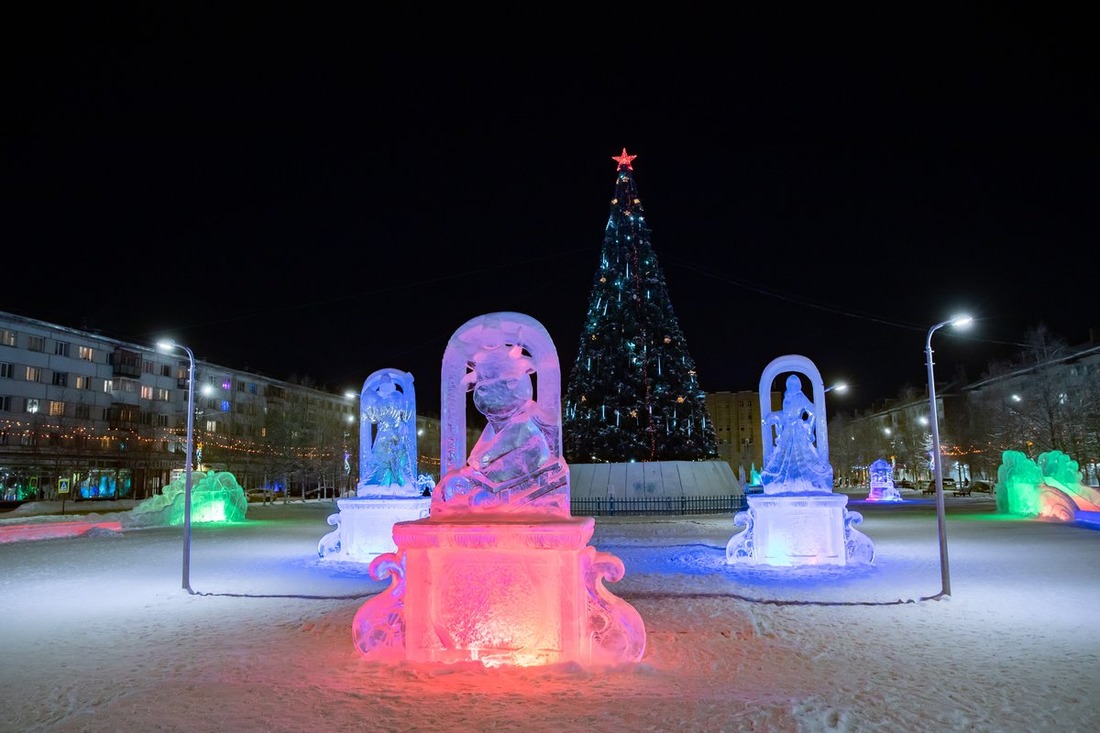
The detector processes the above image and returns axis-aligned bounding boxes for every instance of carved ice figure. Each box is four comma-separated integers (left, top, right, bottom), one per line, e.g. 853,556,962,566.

357,369,419,497
726,355,873,566
352,312,645,667
433,313,569,517
760,373,833,493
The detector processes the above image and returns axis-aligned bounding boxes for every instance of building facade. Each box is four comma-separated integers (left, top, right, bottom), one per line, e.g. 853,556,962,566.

706,390,764,481
0,310,449,502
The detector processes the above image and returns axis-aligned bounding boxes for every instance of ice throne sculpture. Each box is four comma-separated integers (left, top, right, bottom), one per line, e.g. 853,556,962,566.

867,457,902,502
318,368,432,561
352,312,646,667
726,354,874,566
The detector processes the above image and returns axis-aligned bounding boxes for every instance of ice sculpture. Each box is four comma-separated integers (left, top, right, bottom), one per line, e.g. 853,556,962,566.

867,458,902,502
995,449,1100,521
119,471,247,529
750,463,762,488
352,312,646,667
726,355,874,566
318,368,432,561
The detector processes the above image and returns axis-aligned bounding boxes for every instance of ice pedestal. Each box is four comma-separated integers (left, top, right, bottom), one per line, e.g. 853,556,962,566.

352,514,644,667
318,495,431,561
725,492,874,566
867,485,902,502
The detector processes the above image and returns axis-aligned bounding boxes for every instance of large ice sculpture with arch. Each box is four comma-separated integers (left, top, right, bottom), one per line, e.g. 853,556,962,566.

352,312,646,667
318,368,432,561
726,354,874,566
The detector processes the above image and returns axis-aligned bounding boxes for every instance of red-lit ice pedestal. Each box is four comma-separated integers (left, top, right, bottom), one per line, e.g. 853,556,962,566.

726,355,874,567
355,514,642,666
351,312,646,667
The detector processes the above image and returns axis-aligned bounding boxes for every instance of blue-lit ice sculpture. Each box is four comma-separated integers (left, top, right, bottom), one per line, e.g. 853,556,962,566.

867,458,902,502
726,355,874,566
352,312,646,667
318,368,432,561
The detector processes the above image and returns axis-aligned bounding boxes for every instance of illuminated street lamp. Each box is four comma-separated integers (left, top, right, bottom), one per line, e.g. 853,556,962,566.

822,382,848,485
156,339,196,594
344,390,360,497
925,314,973,598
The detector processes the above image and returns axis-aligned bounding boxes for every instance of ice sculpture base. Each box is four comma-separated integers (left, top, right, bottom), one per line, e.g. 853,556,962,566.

725,491,874,567
352,515,646,667
318,496,431,561
866,486,903,502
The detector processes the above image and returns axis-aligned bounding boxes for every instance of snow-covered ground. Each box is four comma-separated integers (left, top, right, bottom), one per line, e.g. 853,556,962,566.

1,491,1097,733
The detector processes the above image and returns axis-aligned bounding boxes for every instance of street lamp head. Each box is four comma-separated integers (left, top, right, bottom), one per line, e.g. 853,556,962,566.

927,313,973,350
824,382,848,394
932,314,973,335
156,339,179,353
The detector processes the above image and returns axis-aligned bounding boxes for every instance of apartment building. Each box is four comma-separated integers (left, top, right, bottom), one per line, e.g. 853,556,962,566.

705,389,777,481
0,310,448,502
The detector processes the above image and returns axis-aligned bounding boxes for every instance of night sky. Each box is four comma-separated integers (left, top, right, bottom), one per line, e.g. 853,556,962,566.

5,9,1095,416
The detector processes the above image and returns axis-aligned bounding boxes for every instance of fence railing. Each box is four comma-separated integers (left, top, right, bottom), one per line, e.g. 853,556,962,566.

570,494,747,517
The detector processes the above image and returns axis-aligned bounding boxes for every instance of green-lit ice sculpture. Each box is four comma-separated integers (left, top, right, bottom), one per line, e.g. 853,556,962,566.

120,470,247,529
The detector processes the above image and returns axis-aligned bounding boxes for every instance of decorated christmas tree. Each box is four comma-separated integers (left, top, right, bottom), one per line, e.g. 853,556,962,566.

563,149,718,464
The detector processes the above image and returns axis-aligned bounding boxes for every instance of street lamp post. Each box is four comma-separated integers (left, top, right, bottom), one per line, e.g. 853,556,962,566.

156,339,196,594
822,382,847,484
925,315,973,598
